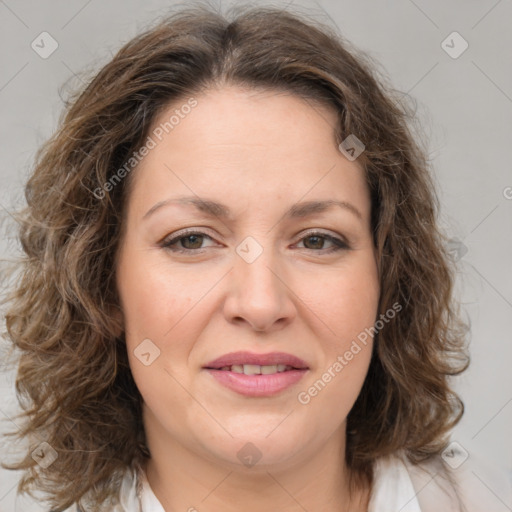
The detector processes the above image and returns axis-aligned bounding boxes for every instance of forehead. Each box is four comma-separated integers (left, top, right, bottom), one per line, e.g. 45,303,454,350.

153,85,339,149
125,86,370,220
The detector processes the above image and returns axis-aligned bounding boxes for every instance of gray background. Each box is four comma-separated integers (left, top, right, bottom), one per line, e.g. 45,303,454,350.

1,0,511,510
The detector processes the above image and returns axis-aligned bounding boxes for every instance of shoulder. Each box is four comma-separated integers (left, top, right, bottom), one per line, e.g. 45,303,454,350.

397,447,511,512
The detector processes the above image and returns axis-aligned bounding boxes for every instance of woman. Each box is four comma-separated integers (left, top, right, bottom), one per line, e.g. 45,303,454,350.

2,4,505,511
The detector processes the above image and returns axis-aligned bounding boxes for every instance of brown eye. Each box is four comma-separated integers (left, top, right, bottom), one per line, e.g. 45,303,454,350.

302,235,326,250
161,231,215,253
179,234,205,249
296,232,349,253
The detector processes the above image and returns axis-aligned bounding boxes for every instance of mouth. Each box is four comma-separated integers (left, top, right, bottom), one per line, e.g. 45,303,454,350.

211,364,300,375
203,351,309,397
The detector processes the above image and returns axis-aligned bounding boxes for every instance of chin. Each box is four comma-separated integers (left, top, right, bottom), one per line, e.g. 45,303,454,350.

196,427,311,472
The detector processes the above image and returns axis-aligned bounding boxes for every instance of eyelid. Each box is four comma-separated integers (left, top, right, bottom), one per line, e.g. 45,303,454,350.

295,228,348,244
160,227,219,248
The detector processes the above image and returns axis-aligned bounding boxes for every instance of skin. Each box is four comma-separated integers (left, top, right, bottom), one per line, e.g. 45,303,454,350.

115,85,380,511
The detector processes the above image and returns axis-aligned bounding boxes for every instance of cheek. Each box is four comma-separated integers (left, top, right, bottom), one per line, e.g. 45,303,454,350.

117,252,220,410
117,255,200,344
116,254,190,393
296,255,380,345
118,263,200,434
293,255,379,407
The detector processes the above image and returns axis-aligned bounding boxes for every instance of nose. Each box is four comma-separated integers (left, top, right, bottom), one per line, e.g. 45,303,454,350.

222,245,297,333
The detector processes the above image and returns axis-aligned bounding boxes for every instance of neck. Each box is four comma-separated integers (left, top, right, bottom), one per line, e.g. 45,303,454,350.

142,418,369,512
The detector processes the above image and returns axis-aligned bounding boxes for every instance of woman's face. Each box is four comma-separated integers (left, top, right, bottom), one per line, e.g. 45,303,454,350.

116,86,380,470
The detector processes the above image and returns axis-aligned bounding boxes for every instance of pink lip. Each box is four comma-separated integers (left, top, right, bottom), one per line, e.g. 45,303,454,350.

205,368,308,397
203,351,309,369
203,351,309,397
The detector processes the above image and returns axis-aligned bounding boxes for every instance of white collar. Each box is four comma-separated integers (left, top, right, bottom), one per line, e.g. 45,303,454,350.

368,454,422,512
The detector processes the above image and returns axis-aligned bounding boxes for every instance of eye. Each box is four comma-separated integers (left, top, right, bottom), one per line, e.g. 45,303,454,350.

294,231,349,253
160,229,217,253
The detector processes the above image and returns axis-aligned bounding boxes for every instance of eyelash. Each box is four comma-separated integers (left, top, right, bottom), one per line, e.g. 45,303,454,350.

160,228,349,255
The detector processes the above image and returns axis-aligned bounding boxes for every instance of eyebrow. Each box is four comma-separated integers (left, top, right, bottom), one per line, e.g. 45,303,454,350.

143,196,363,222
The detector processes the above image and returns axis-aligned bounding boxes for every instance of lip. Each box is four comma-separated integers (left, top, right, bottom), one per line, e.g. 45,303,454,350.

203,351,309,370
203,351,309,397
205,368,308,397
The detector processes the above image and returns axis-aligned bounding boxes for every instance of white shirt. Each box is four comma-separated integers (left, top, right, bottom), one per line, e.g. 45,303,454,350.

103,450,510,511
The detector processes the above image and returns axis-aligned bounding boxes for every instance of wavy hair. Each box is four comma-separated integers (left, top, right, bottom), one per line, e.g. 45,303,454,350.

1,3,469,510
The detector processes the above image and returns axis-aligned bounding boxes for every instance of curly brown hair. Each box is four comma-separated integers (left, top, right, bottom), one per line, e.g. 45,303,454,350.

1,3,469,511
